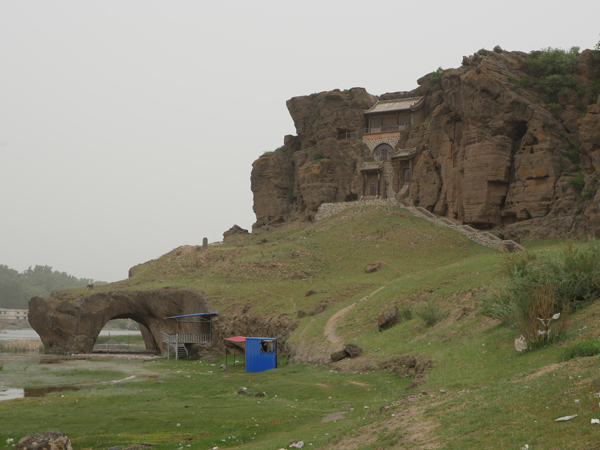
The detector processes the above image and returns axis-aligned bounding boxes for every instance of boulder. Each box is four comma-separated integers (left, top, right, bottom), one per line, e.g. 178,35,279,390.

305,289,317,297
187,343,214,360
15,432,72,450
330,349,347,362
123,445,151,450
297,310,307,319
290,272,309,280
223,225,249,240
344,343,363,358
378,306,399,331
365,262,383,274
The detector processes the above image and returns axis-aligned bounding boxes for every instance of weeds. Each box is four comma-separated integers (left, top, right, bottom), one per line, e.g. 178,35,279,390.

485,241,600,328
516,284,569,350
559,338,600,361
416,299,445,327
399,306,413,322
0,339,44,353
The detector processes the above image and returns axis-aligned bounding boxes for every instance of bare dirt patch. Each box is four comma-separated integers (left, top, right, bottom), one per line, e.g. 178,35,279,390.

321,394,442,449
520,363,563,381
321,411,346,422
324,285,387,346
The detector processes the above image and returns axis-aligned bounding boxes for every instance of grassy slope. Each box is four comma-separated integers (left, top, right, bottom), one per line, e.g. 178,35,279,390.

5,205,600,449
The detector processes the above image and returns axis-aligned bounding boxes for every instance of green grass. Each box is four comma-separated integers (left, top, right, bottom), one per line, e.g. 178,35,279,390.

11,204,600,449
0,357,408,450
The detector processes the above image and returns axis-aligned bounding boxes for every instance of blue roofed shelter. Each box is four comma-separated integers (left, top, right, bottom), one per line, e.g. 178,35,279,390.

163,312,217,360
244,337,277,373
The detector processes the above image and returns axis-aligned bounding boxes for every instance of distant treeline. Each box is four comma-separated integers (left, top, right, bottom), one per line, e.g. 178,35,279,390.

0,265,107,309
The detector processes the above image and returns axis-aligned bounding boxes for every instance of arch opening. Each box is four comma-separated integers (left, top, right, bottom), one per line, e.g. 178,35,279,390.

373,143,393,162
93,314,159,354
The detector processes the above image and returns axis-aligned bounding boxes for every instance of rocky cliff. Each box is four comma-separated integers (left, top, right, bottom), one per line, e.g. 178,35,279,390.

251,48,600,239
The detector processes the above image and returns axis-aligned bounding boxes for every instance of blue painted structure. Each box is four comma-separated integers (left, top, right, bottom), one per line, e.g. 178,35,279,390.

244,337,277,373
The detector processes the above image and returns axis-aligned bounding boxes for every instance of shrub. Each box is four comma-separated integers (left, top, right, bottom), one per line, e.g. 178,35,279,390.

286,187,295,204
568,172,585,192
493,45,503,53
399,306,413,322
566,140,580,164
539,74,580,104
518,75,532,88
559,338,600,361
558,156,567,173
312,149,324,161
430,67,444,91
516,284,569,350
416,299,445,327
484,241,600,327
527,47,579,77
477,48,488,56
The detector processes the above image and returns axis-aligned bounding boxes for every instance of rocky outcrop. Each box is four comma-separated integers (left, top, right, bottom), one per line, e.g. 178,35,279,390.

29,288,299,358
223,224,249,240
15,432,72,450
251,49,600,239
28,288,211,355
251,89,376,229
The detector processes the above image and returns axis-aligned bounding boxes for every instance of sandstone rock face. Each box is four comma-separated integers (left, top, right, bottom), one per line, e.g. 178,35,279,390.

29,288,211,355
251,50,600,239
15,432,72,450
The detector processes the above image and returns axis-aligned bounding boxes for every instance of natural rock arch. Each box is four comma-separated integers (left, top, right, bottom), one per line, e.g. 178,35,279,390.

29,287,211,355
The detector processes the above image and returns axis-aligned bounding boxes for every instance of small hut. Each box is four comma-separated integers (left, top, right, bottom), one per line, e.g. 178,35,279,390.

163,312,217,360
244,337,277,373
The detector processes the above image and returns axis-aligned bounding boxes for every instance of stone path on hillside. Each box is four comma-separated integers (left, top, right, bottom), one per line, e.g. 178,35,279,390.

315,199,525,253
324,285,387,346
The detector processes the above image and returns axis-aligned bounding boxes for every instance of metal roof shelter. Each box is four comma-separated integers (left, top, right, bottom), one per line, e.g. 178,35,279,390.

245,337,277,373
224,336,246,367
163,312,218,360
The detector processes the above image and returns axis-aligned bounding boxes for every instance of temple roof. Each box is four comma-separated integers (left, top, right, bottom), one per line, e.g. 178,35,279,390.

360,161,385,172
392,147,417,159
364,97,424,115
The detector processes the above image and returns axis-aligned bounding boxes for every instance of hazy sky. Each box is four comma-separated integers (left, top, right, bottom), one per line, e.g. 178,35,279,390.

1,1,599,282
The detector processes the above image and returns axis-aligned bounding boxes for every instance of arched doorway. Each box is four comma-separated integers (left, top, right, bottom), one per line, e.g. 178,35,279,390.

374,143,393,162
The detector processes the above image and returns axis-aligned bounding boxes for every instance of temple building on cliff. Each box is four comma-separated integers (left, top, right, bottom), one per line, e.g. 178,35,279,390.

359,97,424,199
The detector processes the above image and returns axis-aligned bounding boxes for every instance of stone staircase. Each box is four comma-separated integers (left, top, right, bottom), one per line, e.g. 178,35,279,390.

314,198,525,253
397,184,409,200
401,203,525,252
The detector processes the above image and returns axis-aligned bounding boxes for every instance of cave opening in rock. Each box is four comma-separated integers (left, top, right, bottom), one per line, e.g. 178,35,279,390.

94,314,159,354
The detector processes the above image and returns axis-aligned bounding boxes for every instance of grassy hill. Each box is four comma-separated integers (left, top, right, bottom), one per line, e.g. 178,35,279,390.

9,204,600,449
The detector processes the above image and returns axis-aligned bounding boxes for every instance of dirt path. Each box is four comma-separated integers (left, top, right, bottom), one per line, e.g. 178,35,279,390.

324,285,387,346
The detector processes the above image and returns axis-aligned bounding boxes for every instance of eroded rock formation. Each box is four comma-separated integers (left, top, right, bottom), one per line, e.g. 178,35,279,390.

29,287,298,357
29,288,210,355
251,49,600,239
